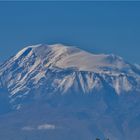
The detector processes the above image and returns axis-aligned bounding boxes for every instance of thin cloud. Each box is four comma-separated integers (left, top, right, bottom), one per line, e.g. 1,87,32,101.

22,123,56,131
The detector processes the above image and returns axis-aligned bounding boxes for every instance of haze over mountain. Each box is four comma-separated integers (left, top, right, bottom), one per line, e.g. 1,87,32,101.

0,44,140,140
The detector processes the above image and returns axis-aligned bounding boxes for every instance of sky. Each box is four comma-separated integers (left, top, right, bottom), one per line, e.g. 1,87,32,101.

0,1,140,64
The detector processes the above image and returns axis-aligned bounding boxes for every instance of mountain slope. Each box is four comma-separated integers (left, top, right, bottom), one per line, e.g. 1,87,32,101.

0,44,140,140
0,44,140,108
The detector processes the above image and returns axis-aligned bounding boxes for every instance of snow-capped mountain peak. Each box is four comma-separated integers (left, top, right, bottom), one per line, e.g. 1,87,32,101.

0,44,140,107
11,44,131,73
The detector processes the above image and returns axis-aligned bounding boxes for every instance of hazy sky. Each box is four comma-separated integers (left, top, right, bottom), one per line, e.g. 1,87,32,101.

0,1,140,64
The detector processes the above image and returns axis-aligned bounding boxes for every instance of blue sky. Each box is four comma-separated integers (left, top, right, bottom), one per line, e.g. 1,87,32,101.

0,1,140,64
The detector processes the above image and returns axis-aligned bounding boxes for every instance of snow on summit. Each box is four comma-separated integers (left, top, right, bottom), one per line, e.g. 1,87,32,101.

12,44,130,73
0,44,140,140
0,43,140,102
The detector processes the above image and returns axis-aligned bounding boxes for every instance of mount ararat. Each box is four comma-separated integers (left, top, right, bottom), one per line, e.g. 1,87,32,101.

0,44,140,140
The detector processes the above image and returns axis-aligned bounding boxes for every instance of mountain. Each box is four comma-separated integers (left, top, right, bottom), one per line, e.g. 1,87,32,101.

0,44,140,140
